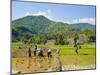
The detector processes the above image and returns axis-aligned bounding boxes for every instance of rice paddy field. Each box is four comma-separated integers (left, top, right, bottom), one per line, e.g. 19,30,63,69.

11,42,96,74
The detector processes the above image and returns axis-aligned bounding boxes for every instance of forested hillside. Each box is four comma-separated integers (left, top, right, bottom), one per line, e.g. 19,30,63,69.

12,15,96,44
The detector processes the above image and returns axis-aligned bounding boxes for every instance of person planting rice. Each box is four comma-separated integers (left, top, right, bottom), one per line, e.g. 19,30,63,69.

74,33,80,54
74,43,81,54
47,49,52,59
75,43,79,54
38,48,44,57
28,47,32,57
34,45,37,56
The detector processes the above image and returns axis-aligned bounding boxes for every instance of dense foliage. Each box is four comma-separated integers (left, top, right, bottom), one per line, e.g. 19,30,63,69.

12,15,96,45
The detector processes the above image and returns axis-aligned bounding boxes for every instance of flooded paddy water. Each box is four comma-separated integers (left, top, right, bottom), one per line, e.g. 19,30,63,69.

12,44,96,74
12,54,95,74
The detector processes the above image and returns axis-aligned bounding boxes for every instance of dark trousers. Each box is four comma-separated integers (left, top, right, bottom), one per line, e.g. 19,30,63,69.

38,52,44,57
29,52,31,57
34,51,36,56
47,52,51,58
75,49,78,54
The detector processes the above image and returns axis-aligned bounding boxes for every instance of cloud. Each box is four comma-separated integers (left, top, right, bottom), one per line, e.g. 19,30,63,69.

66,18,95,25
79,18,95,25
24,9,53,20
24,12,30,16
24,11,95,25
24,11,46,16
32,11,47,16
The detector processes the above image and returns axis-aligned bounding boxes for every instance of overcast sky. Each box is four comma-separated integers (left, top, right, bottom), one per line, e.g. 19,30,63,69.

12,1,96,25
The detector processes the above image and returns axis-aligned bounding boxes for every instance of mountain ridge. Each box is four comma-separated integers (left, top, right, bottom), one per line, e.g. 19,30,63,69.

12,15,95,35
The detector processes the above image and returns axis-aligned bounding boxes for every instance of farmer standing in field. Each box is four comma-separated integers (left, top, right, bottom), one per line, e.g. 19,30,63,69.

75,43,81,54
38,48,44,57
34,45,37,56
75,43,79,54
74,34,80,54
28,47,32,57
47,49,52,59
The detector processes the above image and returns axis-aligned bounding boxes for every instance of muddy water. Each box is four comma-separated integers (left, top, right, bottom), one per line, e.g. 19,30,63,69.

12,47,95,74
12,46,61,74
12,56,56,74
12,54,95,74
